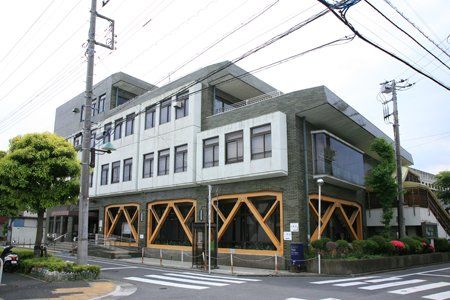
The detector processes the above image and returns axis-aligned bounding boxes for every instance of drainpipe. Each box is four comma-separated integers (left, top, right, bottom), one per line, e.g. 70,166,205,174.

302,117,311,242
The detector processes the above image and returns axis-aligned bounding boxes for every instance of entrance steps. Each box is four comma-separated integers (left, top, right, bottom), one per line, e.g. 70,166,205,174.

48,241,140,259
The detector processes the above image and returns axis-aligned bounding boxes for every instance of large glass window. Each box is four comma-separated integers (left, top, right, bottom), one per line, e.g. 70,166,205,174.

225,130,243,164
101,164,109,185
111,161,120,183
98,94,106,113
145,106,156,129
159,99,171,124
214,95,234,114
113,87,137,108
251,124,271,159
313,132,364,185
123,158,133,182
103,123,112,143
203,137,219,168
174,144,188,173
125,114,135,136
158,149,170,175
74,133,82,148
175,92,189,119
114,118,123,140
143,153,154,178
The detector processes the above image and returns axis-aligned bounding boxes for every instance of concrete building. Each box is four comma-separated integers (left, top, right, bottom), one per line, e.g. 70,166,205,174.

47,61,416,267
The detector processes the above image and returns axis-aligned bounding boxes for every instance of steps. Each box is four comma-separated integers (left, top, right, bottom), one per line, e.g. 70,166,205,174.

428,195,450,236
48,241,140,259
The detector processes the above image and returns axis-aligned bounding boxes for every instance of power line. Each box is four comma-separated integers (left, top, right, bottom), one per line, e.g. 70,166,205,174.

0,0,57,66
316,0,450,91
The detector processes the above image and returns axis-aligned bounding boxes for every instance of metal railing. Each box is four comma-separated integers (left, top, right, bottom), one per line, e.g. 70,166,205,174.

214,90,283,115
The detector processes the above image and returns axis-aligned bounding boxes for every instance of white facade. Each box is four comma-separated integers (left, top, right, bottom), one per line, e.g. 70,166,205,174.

82,84,288,197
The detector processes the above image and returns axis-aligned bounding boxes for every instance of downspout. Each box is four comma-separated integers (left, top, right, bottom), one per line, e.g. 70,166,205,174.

302,117,311,242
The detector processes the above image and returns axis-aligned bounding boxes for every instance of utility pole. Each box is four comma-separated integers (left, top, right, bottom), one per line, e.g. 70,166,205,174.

78,0,115,265
380,79,414,239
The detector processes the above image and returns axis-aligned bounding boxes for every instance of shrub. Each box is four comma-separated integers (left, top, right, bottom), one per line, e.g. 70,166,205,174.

0,247,39,260
311,238,330,252
368,235,388,254
336,239,351,254
352,240,377,255
326,241,337,251
390,240,407,255
400,237,422,254
434,238,449,252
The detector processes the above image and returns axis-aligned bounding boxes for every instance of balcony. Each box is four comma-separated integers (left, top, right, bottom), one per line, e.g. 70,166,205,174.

213,90,283,115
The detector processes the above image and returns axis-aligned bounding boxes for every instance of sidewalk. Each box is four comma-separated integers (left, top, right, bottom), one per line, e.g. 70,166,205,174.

118,256,318,277
0,272,117,300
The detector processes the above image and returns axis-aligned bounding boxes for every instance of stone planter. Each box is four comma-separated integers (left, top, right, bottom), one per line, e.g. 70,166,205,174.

30,267,99,281
306,252,450,275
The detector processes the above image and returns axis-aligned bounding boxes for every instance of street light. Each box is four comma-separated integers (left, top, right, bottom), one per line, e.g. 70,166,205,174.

317,178,324,275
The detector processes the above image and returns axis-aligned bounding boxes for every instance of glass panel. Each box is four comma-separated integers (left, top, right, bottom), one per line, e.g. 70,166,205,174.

154,209,190,246
145,108,155,129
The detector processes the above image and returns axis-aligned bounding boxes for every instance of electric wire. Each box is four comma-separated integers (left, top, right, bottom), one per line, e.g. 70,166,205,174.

316,0,450,91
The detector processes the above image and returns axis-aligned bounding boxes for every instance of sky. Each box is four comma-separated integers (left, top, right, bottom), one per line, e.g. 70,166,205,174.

0,0,448,174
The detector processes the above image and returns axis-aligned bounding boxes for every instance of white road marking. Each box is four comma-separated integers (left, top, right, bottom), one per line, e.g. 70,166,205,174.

91,282,137,299
145,275,229,287
400,267,450,278
420,274,450,278
100,266,138,271
422,291,450,300
285,298,307,300
182,272,261,282
311,276,379,284
365,277,402,283
389,282,450,295
124,276,208,290
166,273,245,284
359,279,426,290
334,281,367,287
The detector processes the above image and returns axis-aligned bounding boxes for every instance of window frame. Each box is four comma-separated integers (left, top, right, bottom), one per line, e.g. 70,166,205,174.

142,152,154,178
158,149,170,176
144,105,156,129
125,113,135,136
111,161,121,184
203,136,219,168
159,99,172,125
174,144,188,173
251,124,272,160
103,122,112,143
98,93,106,113
225,130,244,164
113,118,123,140
123,158,133,182
100,164,109,186
175,92,189,119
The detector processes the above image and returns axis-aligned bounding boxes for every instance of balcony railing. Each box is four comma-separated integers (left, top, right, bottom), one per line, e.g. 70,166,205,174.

214,90,283,115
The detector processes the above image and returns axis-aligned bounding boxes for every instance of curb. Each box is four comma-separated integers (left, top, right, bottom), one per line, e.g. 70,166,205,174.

91,282,137,299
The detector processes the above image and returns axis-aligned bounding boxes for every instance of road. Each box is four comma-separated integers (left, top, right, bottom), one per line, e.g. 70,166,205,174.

57,254,450,300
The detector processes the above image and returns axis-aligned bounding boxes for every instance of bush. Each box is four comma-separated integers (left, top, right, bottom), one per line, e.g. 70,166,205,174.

400,237,422,254
325,241,337,251
390,240,407,255
368,235,388,254
435,238,449,252
0,247,38,260
311,238,330,252
351,240,378,255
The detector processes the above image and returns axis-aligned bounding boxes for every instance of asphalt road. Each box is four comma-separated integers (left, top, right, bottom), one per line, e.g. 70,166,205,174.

57,254,450,300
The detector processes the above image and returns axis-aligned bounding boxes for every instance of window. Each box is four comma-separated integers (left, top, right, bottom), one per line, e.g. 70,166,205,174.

114,118,123,140
101,164,109,185
125,114,135,136
175,92,189,119
103,123,112,143
91,100,97,117
145,106,156,129
143,153,154,178
111,161,120,183
89,172,94,188
123,158,133,182
225,130,243,164
80,106,85,122
98,94,106,113
158,149,170,175
251,124,271,159
214,95,234,114
90,130,96,148
203,137,219,168
74,134,82,147
159,99,171,124
112,87,137,108
175,144,188,173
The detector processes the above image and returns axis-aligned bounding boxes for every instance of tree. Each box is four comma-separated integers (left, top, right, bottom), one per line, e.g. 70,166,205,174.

366,138,397,237
435,171,450,204
0,133,80,256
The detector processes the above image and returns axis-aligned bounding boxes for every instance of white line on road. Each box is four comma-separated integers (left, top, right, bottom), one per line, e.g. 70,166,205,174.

168,273,246,284
334,281,367,287
365,277,402,283
124,276,209,290
182,272,261,282
420,274,450,278
359,279,426,290
311,276,379,284
422,291,450,300
100,267,139,271
145,275,229,287
389,282,450,295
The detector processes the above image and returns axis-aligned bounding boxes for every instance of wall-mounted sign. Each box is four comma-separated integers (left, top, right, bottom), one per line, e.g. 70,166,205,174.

284,231,292,241
290,223,299,232
139,234,144,239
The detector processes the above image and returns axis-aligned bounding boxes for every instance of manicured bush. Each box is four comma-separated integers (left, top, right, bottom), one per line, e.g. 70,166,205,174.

336,239,351,255
325,241,337,251
0,247,40,260
368,235,388,254
352,240,377,255
311,238,330,252
434,238,449,252
400,237,422,254
390,240,407,255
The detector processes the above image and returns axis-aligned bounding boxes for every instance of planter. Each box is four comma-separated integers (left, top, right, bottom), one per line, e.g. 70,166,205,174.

30,267,99,281
306,252,450,275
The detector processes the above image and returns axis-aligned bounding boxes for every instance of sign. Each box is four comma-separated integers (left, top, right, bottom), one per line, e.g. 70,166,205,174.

290,223,299,232
284,231,292,241
122,223,131,235
139,234,144,239
290,243,305,266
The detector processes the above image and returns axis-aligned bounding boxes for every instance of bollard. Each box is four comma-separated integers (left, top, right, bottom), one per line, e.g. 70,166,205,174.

0,258,3,285
160,249,163,267
141,248,144,264
181,250,184,263
274,254,278,274
318,254,321,275
202,252,206,271
230,252,234,275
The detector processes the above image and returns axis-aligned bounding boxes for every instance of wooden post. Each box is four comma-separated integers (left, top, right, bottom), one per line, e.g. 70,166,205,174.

160,249,163,267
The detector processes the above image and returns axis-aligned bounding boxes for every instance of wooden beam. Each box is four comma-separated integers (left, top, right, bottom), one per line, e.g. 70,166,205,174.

336,204,358,240
309,200,319,218
218,199,242,241
149,205,171,243
173,204,193,244
349,209,358,225
149,206,161,223
262,200,279,223
107,209,122,237
123,207,138,242
184,205,195,223
212,202,226,223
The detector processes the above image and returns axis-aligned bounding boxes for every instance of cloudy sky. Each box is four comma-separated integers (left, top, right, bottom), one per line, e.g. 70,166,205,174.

0,0,448,174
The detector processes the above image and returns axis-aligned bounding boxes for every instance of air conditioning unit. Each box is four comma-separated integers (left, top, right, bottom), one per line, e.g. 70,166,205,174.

172,100,183,108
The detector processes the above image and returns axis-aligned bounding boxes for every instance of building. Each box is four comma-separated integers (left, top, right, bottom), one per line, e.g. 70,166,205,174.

7,211,40,245
47,61,415,267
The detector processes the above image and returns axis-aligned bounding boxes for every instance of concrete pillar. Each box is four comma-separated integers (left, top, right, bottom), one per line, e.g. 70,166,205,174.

138,203,147,249
67,216,74,241
53,217,57,234
98,207,105,235
59,216,64,235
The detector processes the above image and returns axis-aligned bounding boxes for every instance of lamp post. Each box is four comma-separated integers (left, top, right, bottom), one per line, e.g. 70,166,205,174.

317,178,324,275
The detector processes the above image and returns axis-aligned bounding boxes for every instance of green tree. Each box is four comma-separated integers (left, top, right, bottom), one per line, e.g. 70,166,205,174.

435,171,450,204
0,133,80,256
366,138,397,237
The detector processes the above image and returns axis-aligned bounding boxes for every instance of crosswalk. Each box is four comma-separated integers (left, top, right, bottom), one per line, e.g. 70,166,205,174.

310,275,450,299
125,271,261,290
